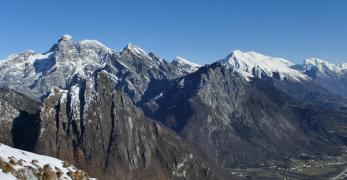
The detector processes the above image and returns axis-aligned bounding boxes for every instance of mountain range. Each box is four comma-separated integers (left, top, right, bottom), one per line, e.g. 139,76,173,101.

1,35,347,179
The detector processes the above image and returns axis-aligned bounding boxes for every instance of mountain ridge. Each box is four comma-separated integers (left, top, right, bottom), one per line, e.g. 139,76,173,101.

1,35,347,179
0,35,200,102
1,36,346,86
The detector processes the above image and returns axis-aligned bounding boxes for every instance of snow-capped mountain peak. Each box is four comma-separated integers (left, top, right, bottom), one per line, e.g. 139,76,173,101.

122,43,150,57
0,36,201,100
59,34,73,42
0,35,113,99
55,34,74,47
171,56,201,73
304,58,335,70
304,58,347,75
173,56,200,68
220,50,309,81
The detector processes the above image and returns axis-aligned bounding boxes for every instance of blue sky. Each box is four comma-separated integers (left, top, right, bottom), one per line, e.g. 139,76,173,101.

0,0,346,64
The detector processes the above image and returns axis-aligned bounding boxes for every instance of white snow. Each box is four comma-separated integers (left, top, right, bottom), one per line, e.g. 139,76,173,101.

125,43,147,55
152,92,163,100
27,52,52,63
0,34,116,99
70,85,81,122
0,51,51,65
0,143,93,179
172,56,201,74
123,43,152,59
173,56,201,68
220,50,309,81
61,34,73,41
178,78,185,88
0,171,16,180
79,39,112,53
304,58,347,75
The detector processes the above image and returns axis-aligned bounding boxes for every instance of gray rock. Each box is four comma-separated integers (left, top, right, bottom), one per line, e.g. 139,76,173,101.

0,88,40,150
35,71,218,180
143,63,347,168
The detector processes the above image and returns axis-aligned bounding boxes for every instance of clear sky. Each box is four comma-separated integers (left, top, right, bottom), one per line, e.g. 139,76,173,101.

0,0,346,64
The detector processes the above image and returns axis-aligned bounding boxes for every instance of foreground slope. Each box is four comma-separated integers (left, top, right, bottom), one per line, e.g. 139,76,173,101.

0,143,93,180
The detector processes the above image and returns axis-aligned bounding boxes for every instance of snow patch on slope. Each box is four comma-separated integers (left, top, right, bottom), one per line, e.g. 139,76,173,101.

0,143,94,179
79,39,112,54
0,51,51,65
173,57,200,68
0,170,15,180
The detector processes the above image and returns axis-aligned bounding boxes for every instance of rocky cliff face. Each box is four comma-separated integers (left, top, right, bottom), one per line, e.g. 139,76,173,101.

0,73,218,179
143,63,347,168
0,35,219,180
2,36,347,179
35,71,216,179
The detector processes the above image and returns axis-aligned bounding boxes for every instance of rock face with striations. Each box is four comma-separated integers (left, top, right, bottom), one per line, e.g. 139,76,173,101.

143,62,347,168
35,70,215,179
3,36,347,179
0,36,217,179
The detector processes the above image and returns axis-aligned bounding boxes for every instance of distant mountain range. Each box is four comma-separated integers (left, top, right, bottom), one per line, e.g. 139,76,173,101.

1,35,347,179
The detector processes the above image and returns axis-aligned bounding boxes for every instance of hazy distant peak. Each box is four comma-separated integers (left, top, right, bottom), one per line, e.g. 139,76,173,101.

173,56,200,67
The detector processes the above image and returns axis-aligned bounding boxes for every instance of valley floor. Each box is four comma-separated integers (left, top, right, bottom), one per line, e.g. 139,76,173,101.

227,146,347,180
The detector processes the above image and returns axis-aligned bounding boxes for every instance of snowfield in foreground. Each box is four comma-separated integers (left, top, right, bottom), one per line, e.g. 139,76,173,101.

0,143,94,180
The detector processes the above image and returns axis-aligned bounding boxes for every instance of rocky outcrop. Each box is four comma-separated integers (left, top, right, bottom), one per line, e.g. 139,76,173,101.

0,88,40,150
